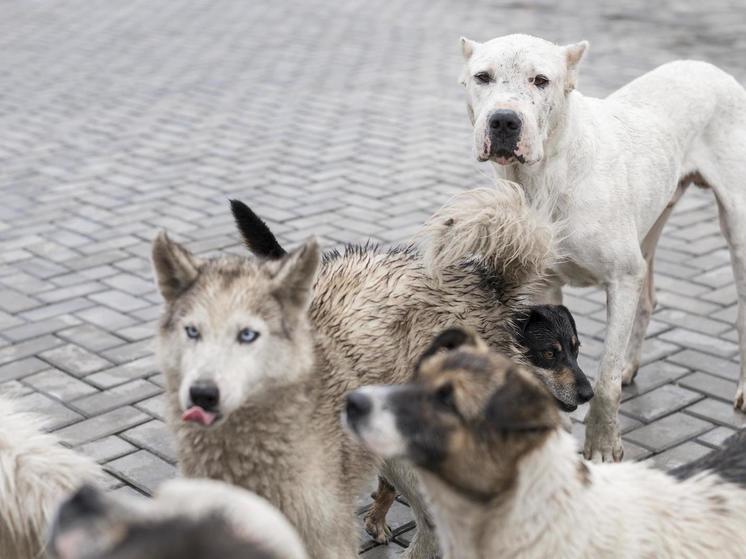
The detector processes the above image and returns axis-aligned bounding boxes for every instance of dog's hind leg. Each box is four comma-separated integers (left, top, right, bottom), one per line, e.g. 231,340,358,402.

380,460,440,559
363,476,396,544
621,184,685,385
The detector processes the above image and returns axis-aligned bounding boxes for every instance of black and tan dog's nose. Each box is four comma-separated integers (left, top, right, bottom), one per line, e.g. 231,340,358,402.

577,381,594,404
345,391,372,422
489,109,522,135
190,381,220,410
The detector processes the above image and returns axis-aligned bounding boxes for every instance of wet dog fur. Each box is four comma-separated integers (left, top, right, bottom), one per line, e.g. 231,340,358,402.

152,187,572,559
47,479,307,559
345,329,746,559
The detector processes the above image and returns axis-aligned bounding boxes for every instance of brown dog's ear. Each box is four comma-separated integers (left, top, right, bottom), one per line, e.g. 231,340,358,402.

484,367,559,432
416,327,483,371
269,238,320,320
151,232,201,302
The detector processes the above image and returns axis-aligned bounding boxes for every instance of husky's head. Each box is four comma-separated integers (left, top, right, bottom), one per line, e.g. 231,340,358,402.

344,328,560,501
459,33,588,166
151,232,319,428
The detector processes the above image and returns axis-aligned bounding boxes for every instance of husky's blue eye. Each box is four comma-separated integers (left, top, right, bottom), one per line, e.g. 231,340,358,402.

185,325,200,340
237,328,259,344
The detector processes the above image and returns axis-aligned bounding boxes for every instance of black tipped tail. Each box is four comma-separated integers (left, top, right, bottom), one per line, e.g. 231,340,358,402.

229,199,287,259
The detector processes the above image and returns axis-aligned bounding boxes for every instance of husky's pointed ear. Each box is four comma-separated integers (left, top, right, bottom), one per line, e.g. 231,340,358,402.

563,40,588,92
230,199,287,259
269,238,320,319
416,327,486,371
151,231,201,302
484,366,560,432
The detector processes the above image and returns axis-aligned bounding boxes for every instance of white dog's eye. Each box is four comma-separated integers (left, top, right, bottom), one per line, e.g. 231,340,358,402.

474,71,492,84
237,328,260,344
532,75,549,88
185,325,200,340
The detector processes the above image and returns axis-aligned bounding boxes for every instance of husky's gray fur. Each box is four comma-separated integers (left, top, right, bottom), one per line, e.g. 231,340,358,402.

152,184,555,558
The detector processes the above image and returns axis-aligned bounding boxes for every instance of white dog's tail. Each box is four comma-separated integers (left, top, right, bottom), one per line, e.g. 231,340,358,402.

420,180,559,286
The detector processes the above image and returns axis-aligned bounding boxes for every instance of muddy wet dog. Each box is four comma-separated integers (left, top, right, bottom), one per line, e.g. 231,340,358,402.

151,185,588,559
345,328,746,559
47,479,307,559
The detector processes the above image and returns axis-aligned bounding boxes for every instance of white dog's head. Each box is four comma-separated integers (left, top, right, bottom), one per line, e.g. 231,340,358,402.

460,34,588,166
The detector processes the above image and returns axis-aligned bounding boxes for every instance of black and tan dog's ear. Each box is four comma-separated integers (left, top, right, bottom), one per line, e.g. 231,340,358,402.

151,232,202,302
484,366,560,432
269,238,320,321
416,327,485,371
230,199,287,259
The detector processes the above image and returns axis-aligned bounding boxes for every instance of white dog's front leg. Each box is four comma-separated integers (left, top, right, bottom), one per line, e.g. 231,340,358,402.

584,268,646,462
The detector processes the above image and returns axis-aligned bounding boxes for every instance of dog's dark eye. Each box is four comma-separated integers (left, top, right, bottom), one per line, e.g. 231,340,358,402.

185,325,200,340
542,350,555,360
237,328,260,344
434,382,456,409
474,72,492,84
532,75,549,88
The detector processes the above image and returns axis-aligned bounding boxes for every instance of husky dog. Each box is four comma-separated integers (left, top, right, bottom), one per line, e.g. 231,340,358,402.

151,185,584,559
345,329,746,559
0,394,102,559
47,479,307,559
457,33,746,462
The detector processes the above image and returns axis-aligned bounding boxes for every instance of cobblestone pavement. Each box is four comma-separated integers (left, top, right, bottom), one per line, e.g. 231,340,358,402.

2,0,746,555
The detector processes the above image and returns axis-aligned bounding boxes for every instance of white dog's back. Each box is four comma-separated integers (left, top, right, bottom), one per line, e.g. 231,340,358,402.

0,395,102,558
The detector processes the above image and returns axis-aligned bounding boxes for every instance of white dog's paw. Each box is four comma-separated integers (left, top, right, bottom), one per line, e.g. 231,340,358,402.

735,383,746,413
621,362,639,386
583,405,624,463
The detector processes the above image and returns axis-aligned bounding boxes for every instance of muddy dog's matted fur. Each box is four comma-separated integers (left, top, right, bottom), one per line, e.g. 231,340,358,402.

151,184,582,558
345,329,746,559
47,479,307,559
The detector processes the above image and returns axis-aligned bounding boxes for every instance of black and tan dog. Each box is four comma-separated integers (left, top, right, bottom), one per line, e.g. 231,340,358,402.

344,328,746,559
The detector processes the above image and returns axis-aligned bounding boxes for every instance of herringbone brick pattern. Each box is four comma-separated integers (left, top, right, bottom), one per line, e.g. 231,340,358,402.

1,0,745,554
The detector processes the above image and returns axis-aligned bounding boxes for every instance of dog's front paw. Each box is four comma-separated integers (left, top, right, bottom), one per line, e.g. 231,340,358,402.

583,404,623,463
621,362,639,386
735,382,746,413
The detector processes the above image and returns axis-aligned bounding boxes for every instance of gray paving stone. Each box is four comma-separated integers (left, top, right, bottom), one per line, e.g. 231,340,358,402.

55,406,150,445
678,372,737,403
3,314,82,342
621,361,690,400
24,368,99,401
106,450,176,495
17,392,83,431
40,343,112,377
658,328,739,359
86,356,158,388
697,426,737,449
685,398,746,429
77,435,137,463
650,441,713,471
667,349,741,381
57,324,127,352
120,419,177,463
625,412,713,452
0,357,50,382
71,379,161,416
621,385,703,423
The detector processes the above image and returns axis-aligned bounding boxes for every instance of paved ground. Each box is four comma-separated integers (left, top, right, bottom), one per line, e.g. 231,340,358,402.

2,0,746,555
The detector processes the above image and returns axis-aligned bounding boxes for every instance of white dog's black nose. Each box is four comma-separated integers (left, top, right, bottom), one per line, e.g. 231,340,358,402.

489,109,522,135
190,381,220,410
345,391,372,423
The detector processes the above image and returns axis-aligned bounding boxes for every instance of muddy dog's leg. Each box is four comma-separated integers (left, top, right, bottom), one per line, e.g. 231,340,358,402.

364,476,397,544
381,460,440,559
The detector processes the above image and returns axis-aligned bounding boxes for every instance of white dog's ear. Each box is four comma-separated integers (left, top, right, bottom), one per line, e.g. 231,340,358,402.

563,40,589,92
151,231,202,302
269,238,320,321
460,37,479,60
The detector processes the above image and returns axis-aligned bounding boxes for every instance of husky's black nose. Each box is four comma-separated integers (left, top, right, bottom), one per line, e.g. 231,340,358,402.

345,391,372,423
190,381,220,410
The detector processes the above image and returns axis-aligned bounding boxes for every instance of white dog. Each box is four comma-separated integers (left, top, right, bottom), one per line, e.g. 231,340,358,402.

0,394,102,558
457,33,746,461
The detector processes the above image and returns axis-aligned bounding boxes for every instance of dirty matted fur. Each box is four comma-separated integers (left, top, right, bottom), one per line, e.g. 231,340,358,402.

0,394,102,559
152,188,555,558
346,330,746,559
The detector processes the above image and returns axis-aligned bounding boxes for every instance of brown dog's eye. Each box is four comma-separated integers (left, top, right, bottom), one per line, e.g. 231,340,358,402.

474,72,491,84
542,350,555,360
434,382,456,409
533,75,549,88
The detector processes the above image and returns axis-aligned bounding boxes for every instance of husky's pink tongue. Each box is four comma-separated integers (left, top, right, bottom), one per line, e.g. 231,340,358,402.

182,406,217,426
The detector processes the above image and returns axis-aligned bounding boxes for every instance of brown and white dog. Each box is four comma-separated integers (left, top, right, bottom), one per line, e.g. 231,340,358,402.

344,328,746,559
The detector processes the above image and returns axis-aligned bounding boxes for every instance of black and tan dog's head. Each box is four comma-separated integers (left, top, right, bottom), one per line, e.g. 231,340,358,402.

517,304,593,412
343,327,561,501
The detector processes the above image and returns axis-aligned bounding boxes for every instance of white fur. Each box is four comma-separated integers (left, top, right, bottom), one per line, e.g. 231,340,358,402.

422,429,746,559
342,386,407,458
0,395,102,559
460,33,746,461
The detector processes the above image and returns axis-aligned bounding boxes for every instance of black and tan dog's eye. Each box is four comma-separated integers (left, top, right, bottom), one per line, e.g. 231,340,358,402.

434,382,456,409
474,72,492,84
532,74,549,88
